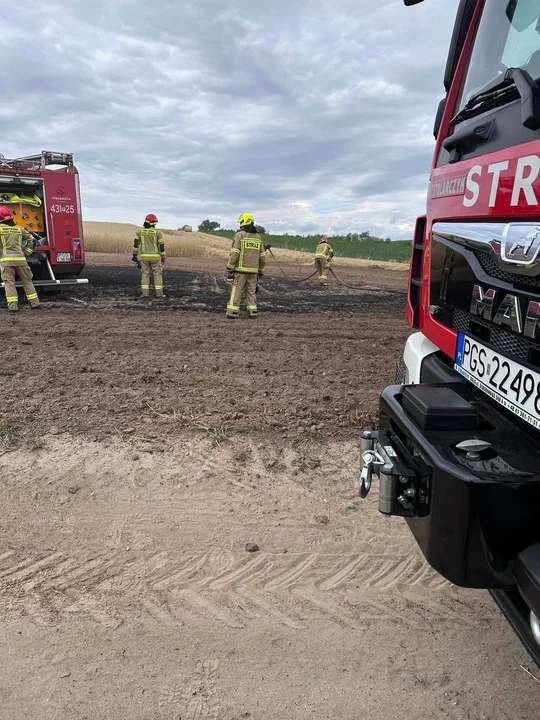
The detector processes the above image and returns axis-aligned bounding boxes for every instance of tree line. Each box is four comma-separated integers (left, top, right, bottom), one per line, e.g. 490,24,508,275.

196,219,267,235
194,219,393,242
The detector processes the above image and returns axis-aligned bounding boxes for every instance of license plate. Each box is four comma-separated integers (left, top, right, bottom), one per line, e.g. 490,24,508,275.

455,333,540,430
56,252,71,263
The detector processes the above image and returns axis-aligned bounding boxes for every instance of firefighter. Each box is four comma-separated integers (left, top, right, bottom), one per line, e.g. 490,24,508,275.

314,235,334,285
226,213,266,318
0,205,40,312
132,213,166,298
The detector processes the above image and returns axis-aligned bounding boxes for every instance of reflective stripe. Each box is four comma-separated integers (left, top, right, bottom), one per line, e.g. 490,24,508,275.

155,285,163,289
6,295,18,302
26,293,38,300
235,267,258,274
141,284,150,289
246,305,257,310
140,253,160,258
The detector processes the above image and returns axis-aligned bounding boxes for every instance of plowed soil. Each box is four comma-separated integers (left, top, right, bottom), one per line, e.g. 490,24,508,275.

0,254,537,720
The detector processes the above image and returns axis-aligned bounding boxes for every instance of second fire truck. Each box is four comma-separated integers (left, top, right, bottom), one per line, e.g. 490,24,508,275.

0,151,87,291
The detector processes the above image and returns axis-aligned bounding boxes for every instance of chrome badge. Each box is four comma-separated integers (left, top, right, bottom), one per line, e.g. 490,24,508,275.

500,224,540,265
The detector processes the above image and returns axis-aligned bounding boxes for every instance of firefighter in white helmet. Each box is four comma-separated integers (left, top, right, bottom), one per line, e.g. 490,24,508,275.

132,213,166,298
314,235,333,285
226,213,266,318
0,205,40,311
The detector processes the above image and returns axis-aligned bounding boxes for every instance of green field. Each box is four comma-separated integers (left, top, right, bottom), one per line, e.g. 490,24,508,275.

211,231,412,263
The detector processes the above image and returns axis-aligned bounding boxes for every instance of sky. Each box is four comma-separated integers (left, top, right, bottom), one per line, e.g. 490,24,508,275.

2,0,456,238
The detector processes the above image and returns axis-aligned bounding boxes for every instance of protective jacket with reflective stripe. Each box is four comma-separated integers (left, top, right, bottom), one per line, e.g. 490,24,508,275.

0,224,35,266
314,241,333,260
227,231,266,274
133,228,165,259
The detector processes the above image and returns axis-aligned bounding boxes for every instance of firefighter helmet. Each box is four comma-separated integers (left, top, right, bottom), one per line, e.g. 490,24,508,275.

145,213,158,225
320,236,328,243
0,206,13,221
238,213,255,227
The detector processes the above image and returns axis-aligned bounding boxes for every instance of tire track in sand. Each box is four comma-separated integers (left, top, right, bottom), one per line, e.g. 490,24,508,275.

0,546,489,632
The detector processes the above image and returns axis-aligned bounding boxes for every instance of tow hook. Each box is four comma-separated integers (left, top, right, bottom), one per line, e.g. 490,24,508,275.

360,432,377,497
359,430,420,517
360,446,387,499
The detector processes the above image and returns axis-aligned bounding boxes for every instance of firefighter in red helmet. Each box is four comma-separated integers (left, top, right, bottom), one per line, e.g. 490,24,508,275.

314,235,334,285
0,205,40,311
132,213,166,298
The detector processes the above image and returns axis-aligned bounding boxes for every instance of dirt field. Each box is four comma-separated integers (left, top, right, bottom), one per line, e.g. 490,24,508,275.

0,255,538,719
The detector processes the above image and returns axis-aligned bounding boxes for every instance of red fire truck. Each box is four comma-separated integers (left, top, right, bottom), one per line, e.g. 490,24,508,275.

361,0,540,665
0,151,87,290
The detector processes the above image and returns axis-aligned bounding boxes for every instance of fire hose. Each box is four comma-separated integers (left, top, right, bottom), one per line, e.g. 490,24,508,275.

265,247,318,283
224,245,405,295
266,246,403,294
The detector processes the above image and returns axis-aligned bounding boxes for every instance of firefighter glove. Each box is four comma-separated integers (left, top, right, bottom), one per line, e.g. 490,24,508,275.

132,254,138,263
257,270,264,278
264,244,272,251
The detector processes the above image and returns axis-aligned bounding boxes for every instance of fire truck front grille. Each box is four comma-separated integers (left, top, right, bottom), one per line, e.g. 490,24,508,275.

452,309,535,363
473,249,540,289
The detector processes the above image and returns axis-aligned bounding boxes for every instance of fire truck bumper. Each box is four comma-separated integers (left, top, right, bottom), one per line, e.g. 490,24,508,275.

361,380,540,664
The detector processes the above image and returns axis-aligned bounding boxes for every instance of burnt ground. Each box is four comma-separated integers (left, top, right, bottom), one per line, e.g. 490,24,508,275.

78,260,406,315
0,255,410,441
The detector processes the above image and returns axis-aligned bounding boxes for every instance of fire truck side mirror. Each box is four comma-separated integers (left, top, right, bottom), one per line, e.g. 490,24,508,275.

433,97,447,139
403,0,424,5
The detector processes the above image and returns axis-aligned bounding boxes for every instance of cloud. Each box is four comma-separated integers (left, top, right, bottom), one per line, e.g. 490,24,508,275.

2,0,456,238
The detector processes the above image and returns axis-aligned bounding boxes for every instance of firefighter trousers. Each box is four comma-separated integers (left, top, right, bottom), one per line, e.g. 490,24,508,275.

226,272,257,318
315,258,329,284
1,263,40,311
140,258,163,297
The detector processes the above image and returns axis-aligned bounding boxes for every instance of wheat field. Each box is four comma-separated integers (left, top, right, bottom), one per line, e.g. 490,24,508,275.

83,222,408,270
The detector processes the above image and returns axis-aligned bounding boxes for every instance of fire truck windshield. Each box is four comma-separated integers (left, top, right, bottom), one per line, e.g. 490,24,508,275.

459,0,540,110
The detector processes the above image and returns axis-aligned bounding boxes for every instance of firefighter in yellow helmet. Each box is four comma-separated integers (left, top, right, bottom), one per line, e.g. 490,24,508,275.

132,213,166,298
0,205,40,312
314,235,334,285
226,213,266,318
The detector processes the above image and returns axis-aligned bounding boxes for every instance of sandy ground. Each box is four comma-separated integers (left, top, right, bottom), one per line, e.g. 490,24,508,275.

0,257,538,719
